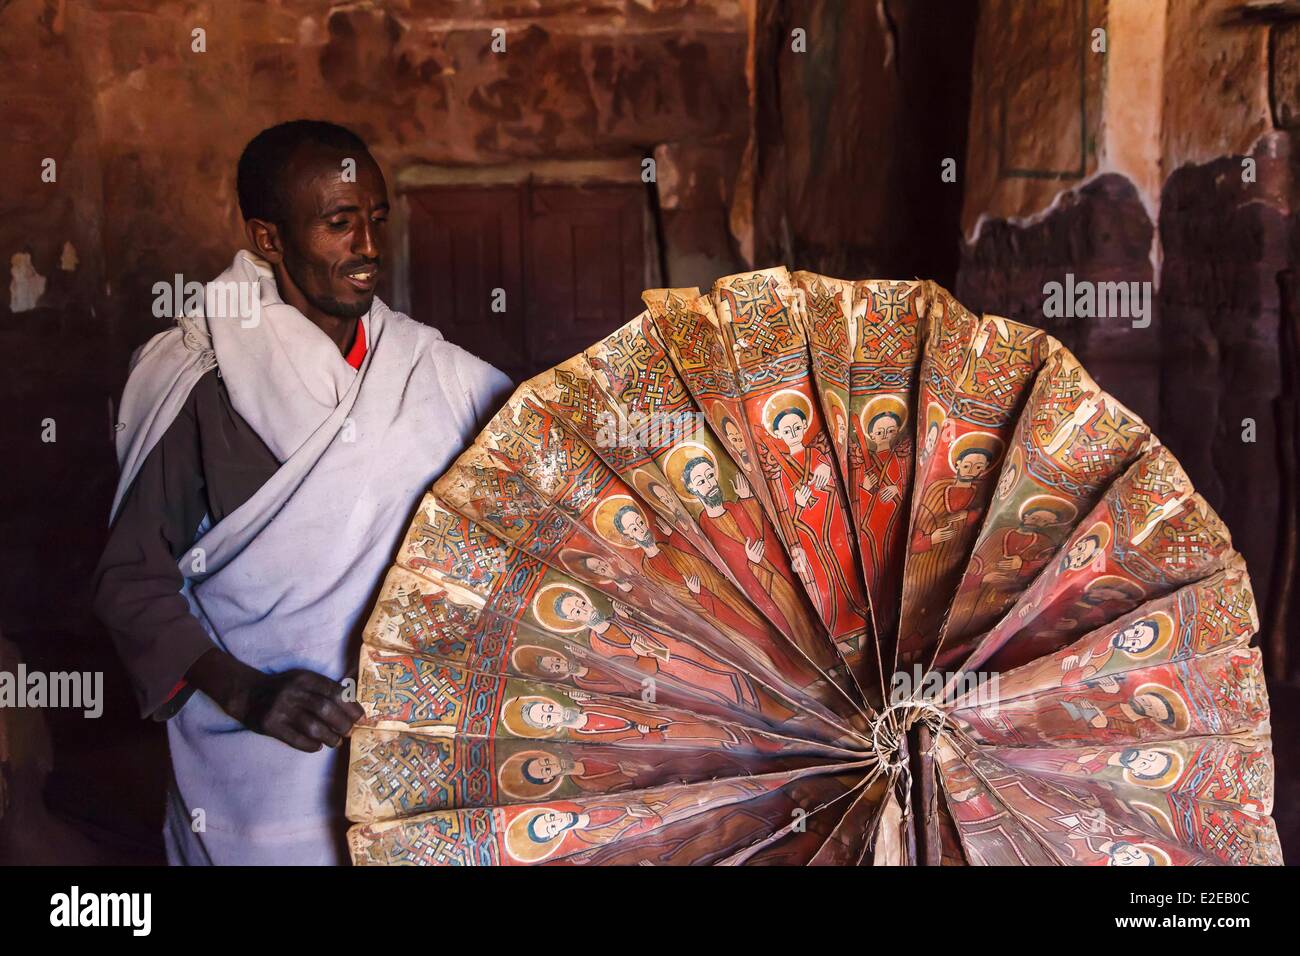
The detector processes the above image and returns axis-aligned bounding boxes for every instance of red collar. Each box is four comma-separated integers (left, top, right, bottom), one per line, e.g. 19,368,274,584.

345,318,368,370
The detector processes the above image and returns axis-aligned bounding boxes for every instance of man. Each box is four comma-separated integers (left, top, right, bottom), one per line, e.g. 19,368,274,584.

761,405,866,640
93,121,511,865
610,503,774,655
550,588,762,711
680,457,820,657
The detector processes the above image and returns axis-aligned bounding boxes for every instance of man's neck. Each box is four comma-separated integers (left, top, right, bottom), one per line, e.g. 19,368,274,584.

272,268,361,356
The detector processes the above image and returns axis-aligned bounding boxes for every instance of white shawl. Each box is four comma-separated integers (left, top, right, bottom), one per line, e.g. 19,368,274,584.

112,251,510,864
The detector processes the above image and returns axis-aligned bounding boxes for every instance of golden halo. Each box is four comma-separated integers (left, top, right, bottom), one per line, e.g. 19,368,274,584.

1108,842,1172,866
924,402,945,434
947,430,1005,474
1109,610,1174,661
1128,684,1191,738
531,582,594,634
1018,494,1077,525
498,749,565,801
996,445,1024,501
630,468,678,515
1082,574,1145,604
501,694,567,740
859,394,908,435
1120,744,1185,790
1128,799,1177,837
503,805,575,863
664,442,718,499
592,494,647,548
707,400,739,434
760,388,814,434
510,643,572,679
822,389,847,426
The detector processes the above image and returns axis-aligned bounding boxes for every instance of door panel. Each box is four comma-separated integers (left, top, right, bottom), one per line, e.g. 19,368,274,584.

407,186,525,378
405,179,652,382
525,185,648,372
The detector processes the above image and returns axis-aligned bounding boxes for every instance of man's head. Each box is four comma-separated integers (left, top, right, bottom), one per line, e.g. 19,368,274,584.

771,407,807,447
721,417,750,464
954,447,993,481
1020,506,1061,530
1119,747,1174,780
520,698,580,731
1112,619,1160,655
554,592,600,626
613,506,652,547
237,120,388,322
1063,534,1101,571
866,411,901,450
683,457,723,507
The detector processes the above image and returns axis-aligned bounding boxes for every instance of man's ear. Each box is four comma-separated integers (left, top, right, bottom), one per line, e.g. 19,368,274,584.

244,218,284,264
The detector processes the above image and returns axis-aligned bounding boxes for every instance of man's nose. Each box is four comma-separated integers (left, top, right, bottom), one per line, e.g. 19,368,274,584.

353,220,381,260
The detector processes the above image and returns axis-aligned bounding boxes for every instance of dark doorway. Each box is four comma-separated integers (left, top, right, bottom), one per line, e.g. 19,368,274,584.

404,175,657,382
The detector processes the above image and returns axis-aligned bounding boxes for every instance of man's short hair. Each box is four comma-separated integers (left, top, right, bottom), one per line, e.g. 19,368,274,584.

236,120,370,224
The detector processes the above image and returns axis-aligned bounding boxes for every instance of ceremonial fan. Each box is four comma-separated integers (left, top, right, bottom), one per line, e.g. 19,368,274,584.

344,270,1281,866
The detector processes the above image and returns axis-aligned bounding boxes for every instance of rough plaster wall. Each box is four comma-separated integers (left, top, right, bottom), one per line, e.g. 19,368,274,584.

960,0,1106,243
956,0,1286,603
956,173,1156,420
749,0,977,282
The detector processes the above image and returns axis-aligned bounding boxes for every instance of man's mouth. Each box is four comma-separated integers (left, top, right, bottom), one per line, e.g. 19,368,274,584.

342,264,380,292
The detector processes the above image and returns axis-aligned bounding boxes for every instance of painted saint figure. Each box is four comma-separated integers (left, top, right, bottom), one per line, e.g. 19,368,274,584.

679,456,822,657
550,589,761,711
759,402,867,643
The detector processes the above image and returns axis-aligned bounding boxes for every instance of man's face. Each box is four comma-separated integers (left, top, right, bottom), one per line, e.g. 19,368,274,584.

533,810,579,840
996,465,1017,499
1065,537,1098,570
1131,693,1173,724
1109,843,1153,866
525,755,562,783
524,699,574,729
1116,622,1157,654
1123,749,1168,777
955,451,991,481
261,147,389,321
723,421,749,462
773,411,806,447
1022,508,1057,529
558,594,597,625
869,417,898,449
617,512,651,546
686,463,721,504
583,556,616,579
924,424,939,456
537,654,572,677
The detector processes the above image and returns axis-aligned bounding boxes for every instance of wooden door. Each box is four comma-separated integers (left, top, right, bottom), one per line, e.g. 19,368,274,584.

404,179,654,382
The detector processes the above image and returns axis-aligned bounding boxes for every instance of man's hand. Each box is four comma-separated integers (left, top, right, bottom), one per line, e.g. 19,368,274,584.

186,648,364,753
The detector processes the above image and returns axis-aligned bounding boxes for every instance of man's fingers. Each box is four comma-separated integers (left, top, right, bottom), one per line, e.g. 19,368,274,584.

291,711,343,748
293,670,351,700
301,692,362,737
269,718,324,753
291,671,365,723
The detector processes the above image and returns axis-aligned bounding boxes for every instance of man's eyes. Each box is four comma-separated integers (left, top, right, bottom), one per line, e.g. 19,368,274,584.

326,215,387,229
